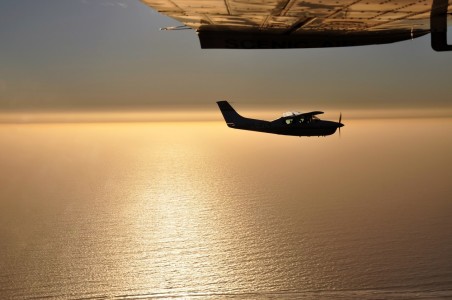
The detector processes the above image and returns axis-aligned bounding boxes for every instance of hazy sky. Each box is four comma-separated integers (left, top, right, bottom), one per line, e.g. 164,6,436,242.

1,0,452,113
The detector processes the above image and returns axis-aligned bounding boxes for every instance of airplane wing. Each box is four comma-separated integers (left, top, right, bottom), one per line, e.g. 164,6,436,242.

299,111,324,117
282,111,324,119
141,0,452,51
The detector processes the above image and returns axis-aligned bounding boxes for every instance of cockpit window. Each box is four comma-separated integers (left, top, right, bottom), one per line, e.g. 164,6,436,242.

282,111,301,118
285,118,293,125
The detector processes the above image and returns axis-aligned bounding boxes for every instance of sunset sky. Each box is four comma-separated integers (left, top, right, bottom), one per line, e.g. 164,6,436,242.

1,0,452,116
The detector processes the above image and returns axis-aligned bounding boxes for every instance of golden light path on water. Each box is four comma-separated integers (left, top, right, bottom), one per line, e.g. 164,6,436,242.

120,123,291,297
0,119,452,299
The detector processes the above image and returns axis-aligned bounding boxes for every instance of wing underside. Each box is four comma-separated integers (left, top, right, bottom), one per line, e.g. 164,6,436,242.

141,0,452,49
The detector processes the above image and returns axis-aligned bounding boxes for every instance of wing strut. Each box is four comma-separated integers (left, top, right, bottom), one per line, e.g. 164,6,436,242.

431,0,452,51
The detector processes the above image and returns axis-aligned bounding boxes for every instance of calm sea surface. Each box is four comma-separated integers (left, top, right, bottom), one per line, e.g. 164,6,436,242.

1,119,452,299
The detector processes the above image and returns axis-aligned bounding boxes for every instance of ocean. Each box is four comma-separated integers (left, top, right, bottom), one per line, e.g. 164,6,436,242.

1,119,451,299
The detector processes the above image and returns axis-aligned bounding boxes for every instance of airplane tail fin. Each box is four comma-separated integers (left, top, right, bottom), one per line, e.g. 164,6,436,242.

216,101,245,127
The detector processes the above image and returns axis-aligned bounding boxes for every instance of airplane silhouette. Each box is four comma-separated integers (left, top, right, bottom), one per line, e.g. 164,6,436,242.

217,101,343,137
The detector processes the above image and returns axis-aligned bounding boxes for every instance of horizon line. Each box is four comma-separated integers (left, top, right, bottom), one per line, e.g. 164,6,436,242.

1,108,452,125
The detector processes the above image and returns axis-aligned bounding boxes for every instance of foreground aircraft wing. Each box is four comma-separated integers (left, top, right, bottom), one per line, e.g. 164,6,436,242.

141,0,452,51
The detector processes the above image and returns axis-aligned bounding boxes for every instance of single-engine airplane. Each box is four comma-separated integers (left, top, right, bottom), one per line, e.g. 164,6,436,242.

141,0,452,51
217,101,343,137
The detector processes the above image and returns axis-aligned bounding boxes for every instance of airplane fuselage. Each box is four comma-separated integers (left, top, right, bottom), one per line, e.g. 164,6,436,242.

217,101,343,137
228,119,340,137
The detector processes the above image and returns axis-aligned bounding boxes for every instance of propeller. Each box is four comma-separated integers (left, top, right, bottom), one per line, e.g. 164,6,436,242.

338,113,343,137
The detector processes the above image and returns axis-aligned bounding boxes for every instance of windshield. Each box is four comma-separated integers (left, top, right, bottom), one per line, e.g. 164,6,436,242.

282,111,301,118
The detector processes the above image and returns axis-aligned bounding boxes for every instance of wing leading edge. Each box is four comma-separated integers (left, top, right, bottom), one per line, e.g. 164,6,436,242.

141,0,452,51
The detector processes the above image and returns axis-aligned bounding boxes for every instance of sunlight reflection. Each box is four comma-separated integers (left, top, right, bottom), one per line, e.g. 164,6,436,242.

124,123,229,294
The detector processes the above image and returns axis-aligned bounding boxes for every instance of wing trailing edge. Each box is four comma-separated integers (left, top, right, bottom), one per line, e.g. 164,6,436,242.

198,30,428,49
